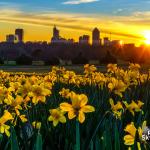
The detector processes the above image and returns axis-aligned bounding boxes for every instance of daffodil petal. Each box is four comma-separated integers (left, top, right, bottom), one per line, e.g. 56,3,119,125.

60,103,73,111
53,120,59,127
78,111,85,123
68,110,76,119
81,105,95,113
79,94,88,107
59,116,66,123
124,135,134,145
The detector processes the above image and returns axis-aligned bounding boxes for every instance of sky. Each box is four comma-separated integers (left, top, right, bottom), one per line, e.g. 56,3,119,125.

1,0,150,45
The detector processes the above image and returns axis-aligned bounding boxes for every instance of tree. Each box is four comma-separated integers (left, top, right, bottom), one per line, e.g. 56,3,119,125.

32,49,43,60
100,50,117,64
45,57,60,65
72,52,88,65
16,54,32,65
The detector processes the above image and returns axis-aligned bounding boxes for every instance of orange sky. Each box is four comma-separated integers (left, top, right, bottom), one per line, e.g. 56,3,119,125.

0,8,150,45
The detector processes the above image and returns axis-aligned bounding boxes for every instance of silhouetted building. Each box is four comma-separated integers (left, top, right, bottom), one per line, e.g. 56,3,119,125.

124,43,135,49
6,34,16,43
68,39,74,44
92,28,100,46
111,40,123,48
104,37,110,46
15,29,24,43
53,25,59,39
79,35,90,45
51,26,60,43
51,26,74,44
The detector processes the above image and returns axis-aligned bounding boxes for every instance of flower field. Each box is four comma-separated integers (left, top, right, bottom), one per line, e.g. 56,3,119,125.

0,63,150,150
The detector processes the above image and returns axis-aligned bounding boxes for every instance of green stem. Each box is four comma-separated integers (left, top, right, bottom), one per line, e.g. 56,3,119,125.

76,120,80,150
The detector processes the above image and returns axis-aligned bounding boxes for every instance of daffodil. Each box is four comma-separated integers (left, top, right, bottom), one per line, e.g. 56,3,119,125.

29,84,51,104
124,121,147,149
0,110,13,137
60,92,95,123
59,88,71,99
32,121,41,129
109,98,123,119
107,64,117,73
84,64,97,75
123,100,144,116
124,122,137,145
17,81,31,98
129,63,141,71
109,98,123,111
19,115,28,123
0,124,11,137
108,77,127,97
63,71,76,84
48,108,66,127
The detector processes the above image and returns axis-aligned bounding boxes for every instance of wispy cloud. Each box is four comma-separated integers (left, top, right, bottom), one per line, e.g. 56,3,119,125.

62,0,99,5
0,5,150,43
0,8,145,39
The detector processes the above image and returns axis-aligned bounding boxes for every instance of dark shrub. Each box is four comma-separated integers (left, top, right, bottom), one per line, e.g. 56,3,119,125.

100,51,117,64
45,57,60,65
0,57,4,64
16,54,32,65
72,52,88,65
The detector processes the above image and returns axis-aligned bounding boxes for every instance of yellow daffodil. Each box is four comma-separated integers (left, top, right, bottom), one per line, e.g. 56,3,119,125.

0,124,11,137
84,64,97,75
0,110,13,137
29,85,51,104
108,77,127,97
48,108,66,127
123,100,144,116
63,71,76,84
124,121,146,149
109,98,123,119
59,88,71,99
124,122,137,145
17,82,31,98
129,63,141,71
107,64,118,73
32,121,41,129
19,115,28,123
60,92,95,123
109,98,123,111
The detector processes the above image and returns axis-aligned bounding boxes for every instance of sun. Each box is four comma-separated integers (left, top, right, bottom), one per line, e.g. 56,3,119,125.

143,31,150,45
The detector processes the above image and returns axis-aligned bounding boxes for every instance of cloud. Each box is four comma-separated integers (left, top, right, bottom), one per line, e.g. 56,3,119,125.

0,6,149,43
62,0,99,5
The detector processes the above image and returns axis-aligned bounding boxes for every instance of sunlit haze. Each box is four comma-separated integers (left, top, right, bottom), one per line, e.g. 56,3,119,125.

143,31,150,45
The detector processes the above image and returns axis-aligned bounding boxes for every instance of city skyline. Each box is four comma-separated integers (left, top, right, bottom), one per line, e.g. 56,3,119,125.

1,0,150,45
3,26,126,46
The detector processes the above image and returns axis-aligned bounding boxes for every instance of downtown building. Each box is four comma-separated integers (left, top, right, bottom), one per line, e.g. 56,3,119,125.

92,28,101,46
15,29,24,43
51,26,74,44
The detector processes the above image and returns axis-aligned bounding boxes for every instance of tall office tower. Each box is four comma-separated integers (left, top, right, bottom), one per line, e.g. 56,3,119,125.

15,28,24,43
51,25,60,43
92,28,100,46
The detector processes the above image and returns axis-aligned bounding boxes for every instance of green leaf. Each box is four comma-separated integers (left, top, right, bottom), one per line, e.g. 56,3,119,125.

0,134,3,145
103,120,112,150
11,126,19,150
114,123,120,150
34,132,42,150
75,121,80,150
103,130,112,150
95,136,101,150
